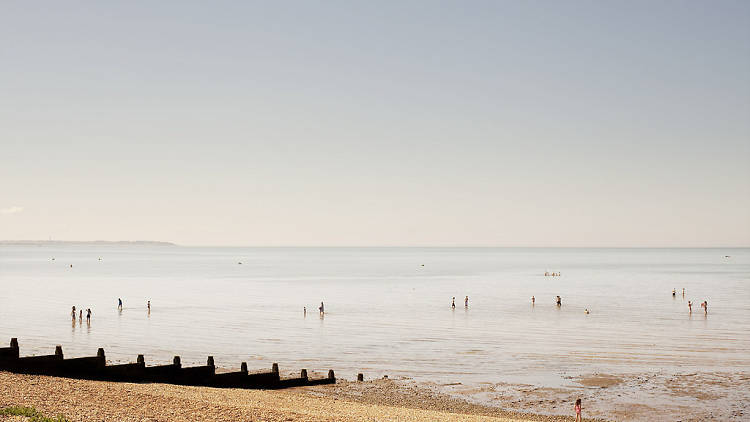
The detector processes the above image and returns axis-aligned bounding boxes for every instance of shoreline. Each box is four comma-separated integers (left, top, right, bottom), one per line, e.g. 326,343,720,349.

0,371,597,422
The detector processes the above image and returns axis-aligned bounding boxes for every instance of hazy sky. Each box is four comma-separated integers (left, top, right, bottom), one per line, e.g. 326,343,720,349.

1,1,748,246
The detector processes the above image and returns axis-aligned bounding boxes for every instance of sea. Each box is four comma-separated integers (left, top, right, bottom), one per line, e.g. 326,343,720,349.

1,245,748,420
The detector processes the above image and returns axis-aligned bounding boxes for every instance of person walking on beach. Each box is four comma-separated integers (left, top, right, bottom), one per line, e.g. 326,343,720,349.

451,297,456,309
118,298,123,310
574,398,582,422
318,301,325,315
464,296,469,308
86,308,91,323
556,296,562,307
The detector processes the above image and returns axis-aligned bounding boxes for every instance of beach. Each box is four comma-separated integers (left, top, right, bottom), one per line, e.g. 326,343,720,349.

0,372,594,422
1,246,748,420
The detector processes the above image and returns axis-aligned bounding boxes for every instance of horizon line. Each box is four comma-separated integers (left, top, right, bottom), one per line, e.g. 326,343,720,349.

1,240,748,249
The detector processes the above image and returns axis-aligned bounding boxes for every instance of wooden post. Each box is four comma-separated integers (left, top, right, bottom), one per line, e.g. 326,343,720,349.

240,362,248,374
97,348,105,359
328,370,335,380
55,345,63,357
137,355,145,365
272,363,279,374
173,356,181,367
300,369,308,380
207,356,214,367
10,338,18,350
357,373,364,381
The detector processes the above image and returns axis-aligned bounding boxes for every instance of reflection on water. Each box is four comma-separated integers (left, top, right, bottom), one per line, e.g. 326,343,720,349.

1,246,749,390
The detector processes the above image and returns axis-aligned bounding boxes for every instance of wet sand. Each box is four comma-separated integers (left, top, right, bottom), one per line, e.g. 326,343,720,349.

0,371,593,422
441,370,750,421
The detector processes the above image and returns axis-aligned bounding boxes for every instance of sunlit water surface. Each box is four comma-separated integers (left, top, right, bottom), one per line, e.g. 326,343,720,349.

1,246,748,389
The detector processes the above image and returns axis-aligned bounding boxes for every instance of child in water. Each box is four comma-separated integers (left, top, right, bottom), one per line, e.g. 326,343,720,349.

574,398,582,421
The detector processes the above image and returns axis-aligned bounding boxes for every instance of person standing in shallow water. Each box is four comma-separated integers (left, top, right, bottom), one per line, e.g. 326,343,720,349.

79,309,82,322
464,296,469,308
118,298,123,310
86,308,91,324
531,296,535,305
556,296,562,306
318,301,324,315
688,301,692,314
451,297,456,309
71,306,76,321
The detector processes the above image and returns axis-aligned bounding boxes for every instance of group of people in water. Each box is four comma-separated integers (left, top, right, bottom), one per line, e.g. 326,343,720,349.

544,271,561,277
450,296,470,308
303,301,326,317
674,288,708,315
69,298,152,324
70,306,92,324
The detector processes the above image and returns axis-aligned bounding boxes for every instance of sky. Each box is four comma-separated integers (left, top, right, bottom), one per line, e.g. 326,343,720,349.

1,1,749,247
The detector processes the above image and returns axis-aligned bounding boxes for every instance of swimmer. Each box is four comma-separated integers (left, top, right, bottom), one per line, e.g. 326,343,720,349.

584,309,590,314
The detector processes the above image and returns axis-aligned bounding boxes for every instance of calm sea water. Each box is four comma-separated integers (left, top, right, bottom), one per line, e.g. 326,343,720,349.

1,246,748,387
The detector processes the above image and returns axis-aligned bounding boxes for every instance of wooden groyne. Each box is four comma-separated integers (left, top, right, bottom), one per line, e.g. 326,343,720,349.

0,338,335,389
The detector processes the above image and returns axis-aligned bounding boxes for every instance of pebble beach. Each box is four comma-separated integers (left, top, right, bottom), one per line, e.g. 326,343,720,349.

0,372,597,422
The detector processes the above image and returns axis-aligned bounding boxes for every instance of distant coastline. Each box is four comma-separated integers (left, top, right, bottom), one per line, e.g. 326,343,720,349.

0,240,176,246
